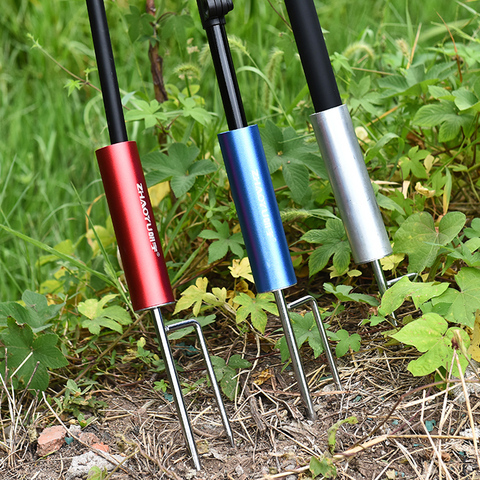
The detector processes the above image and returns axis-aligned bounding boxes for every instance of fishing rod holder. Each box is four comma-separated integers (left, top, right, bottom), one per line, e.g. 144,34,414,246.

94,140,233,470
218,123,341,421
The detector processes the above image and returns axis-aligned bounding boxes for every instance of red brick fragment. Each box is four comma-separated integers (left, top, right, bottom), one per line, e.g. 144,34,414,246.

37,425,66,456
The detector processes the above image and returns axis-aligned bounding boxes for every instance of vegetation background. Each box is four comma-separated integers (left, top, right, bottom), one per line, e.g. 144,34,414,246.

2,0,480,477
0,0,464,300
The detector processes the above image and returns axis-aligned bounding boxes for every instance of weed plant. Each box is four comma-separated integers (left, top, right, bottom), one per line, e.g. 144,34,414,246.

1,0,480,409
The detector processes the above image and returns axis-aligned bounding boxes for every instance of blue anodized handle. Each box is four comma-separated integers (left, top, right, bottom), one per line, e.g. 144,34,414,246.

218,125,296,293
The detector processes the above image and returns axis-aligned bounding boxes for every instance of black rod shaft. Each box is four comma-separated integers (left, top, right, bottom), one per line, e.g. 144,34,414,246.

204,22,247,130
86,0,128,144
284,0,341,112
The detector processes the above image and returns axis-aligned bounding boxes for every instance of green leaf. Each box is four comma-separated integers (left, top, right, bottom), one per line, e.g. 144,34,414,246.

393,211,466,273
310,455,337,478
125,99,168,129
391,313,470,376
431,267,480,328
0,318,68,391
378,276,449,316
323,283,379,306
173,277,210,316
235,292,278,333
199,220,244,263
177,94,216,126
78,295,131,335
453,87,480,111
464,218,480,239
227,354,252,370
276,312,335,362
302,219,351,276
260,121,326,203
160,14,194,51
398,146,429,179
144,143,216,197
209,354,251,401
335,329,361,357
0,291,63,333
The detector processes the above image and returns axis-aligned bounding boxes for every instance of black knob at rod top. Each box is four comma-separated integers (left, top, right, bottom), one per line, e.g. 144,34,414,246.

284,0,342,113
86,0,128,144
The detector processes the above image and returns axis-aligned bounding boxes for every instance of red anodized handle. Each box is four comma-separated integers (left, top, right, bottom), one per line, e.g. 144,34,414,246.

95,141,174,311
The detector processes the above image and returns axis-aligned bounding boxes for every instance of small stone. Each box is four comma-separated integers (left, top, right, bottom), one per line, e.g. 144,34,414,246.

92,442,109,452
65,451,126,480
37,425,66,456
235,465,244,475
78,431,100,445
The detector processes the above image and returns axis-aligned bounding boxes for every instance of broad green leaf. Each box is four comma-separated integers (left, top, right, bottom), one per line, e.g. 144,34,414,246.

165,315,216,340
391,313,470,376
399,146,429,179
335,329,361,357
177,94,216,126
310,455,337,478
78,295,131,335
302,219,351,276
220,365,238,400
260,121,326,203
160,14,194,51
174,277,210,316
209,354,251,400
0,291,63,333
431,267,480,328
283,162,310,204
227,354,252,370
393,211,466,273
144,143,216,197
378,276,449,316
428,85,454,100
453,87,480,111
235,292,278,333
276,312,336,362
0,318,68,391
323,283,379,307
464,218,480,239
414,102,456,127
392,313,448,352
199,220,244,263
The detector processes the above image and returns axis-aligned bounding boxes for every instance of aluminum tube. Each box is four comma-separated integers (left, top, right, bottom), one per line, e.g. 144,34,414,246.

218,126,296,293
311,105,392,264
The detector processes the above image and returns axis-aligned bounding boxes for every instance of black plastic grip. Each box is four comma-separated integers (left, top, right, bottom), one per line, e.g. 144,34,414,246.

284,0,341,112
86,0,128,144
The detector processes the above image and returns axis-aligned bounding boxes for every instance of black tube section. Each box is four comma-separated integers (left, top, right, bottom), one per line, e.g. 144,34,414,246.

284,0,341,112
196,0,247,130
86,0,128,144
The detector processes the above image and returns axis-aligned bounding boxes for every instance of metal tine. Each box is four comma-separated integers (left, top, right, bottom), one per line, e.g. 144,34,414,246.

274,290,316,420
152,309,235,471
151,308,202,470
287,295,342,390
165,318,234,447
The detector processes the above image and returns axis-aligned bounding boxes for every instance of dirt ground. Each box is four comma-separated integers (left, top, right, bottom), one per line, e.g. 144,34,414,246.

1,301,480,479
